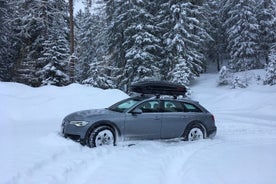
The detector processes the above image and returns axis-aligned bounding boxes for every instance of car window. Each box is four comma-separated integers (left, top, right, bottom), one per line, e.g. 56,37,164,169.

108,98,142,112
164,101,185,112
136,100,160,113
183,102,202,112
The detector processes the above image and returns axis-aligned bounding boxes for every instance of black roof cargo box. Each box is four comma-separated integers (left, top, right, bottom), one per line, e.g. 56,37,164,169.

130,81,187,97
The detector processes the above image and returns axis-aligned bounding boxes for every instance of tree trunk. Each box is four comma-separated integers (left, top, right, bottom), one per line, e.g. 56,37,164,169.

69,0,75,82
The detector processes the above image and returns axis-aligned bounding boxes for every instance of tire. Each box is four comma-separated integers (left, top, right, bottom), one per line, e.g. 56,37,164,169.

87,126,115,147
184,123,205,141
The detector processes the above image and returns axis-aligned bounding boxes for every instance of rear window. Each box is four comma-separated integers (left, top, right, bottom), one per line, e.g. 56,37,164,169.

183,103,202,112
164,101,185,112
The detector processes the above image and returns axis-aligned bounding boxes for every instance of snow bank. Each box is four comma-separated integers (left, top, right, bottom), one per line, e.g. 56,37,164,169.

1,71,276,184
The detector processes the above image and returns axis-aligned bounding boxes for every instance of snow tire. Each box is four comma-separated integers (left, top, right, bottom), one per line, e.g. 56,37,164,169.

184,123,205,141
88,126,115,148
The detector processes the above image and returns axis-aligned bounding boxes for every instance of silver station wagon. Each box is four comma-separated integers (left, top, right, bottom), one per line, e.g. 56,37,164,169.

61,81,217,147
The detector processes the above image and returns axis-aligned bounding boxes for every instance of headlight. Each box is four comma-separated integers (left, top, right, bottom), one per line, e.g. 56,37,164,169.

69,121,88,127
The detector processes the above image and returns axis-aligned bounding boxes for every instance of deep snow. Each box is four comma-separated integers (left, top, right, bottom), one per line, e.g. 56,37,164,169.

1,70,276,184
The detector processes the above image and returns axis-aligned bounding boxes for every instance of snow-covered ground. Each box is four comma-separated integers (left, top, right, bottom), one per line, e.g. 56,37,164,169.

1,70,276,184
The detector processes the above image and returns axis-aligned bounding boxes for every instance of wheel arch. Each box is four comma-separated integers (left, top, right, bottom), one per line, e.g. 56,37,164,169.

84,120,121,146
182,120,207,140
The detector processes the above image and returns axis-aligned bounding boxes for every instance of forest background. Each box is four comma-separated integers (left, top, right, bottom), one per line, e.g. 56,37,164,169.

0,0,275,91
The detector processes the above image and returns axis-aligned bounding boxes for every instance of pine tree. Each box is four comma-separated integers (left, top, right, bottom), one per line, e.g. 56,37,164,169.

36,0,70,86
75,10,88,82
75,7,103,83
105,0,161,90
256,0,276,64
264,43,276,85
203,0,225,71
217,66,233,86
217,0,232,63
37,37,70,86
123,0,162,87
82,59,115,89
76,2,114,89
223,0,261,71
10,0,70,86
160,1,211,85
10,0,43,86
105,0,127,89
0,0,13,81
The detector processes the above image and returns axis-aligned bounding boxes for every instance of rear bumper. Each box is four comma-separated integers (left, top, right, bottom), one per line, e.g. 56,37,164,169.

207,127,217,138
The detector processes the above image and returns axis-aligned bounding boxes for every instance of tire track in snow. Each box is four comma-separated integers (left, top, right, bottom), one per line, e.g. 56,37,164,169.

75,140,221,184
6,142,117,184
216,111,276,127
216,112,276,139
159,140,223,184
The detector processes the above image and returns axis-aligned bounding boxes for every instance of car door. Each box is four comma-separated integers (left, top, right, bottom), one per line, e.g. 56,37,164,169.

161,100,188,139
124,100,162,140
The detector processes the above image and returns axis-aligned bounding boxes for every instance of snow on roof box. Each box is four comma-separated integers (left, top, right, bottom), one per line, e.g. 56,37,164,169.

130,81,187,97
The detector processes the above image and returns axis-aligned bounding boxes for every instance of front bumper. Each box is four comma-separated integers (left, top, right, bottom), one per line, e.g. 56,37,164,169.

61,119,89,140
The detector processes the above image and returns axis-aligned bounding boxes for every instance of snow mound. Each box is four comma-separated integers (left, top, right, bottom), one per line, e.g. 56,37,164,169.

1,72,276,184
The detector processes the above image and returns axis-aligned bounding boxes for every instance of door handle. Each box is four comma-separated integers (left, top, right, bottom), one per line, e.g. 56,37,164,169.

154,116,160,120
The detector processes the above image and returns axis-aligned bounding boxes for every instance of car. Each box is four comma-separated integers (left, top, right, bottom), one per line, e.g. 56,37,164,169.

61,81,217,147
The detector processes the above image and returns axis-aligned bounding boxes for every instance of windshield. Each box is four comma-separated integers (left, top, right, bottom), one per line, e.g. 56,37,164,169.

107,98,142,112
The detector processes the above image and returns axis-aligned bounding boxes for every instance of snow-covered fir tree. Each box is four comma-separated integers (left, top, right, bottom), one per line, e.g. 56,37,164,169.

0,0,13,81
10,0,70,86
11,0,46,86
76,2,114,89
75,9,96,83
223,0,261,72
256,0,276,63
82,59,115,89
231,76,248,88
264,43,276,85
37,37,70,86
104,0,130,90
105,0,161,90
160,1,211,85
203,0,225,71
169,61,194,86
217,65,234,86
123,0,162,88
37,0,70,86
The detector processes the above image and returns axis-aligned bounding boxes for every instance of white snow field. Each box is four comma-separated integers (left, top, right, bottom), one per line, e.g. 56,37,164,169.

1,70,276,184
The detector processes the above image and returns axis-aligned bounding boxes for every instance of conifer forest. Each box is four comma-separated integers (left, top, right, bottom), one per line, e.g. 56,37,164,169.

0,0,275,90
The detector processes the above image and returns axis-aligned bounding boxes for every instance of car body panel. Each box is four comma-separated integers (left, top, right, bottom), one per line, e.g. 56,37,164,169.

61,96,217,144
161,112,188,139
124,112,162,140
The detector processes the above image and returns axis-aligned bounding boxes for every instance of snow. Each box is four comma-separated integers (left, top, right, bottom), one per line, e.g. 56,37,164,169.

73,0,104,15
74,0,85,14
1,70,276,184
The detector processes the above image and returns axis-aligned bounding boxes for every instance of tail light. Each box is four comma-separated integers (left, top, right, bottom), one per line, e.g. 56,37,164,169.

211,114,215,122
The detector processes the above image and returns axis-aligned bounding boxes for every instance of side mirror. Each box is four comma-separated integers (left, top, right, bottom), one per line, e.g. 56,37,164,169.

131,108,143,115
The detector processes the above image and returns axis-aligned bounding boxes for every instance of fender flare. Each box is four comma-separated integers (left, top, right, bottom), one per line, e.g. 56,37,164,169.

182,121,207,141
84,120,121,146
